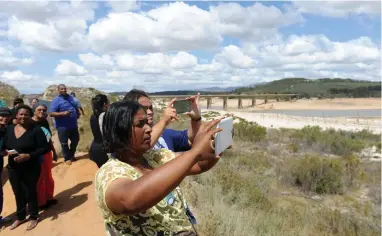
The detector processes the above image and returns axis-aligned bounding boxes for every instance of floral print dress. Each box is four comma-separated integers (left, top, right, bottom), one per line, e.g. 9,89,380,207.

94,149,193,236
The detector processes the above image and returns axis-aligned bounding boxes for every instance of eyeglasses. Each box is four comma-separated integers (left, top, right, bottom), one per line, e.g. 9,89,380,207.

37,109,47,112
141,105,153,112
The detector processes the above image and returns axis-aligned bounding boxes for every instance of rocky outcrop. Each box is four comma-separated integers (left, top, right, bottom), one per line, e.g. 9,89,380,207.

0,82,21,106
0,82,20,98
41,85,104,101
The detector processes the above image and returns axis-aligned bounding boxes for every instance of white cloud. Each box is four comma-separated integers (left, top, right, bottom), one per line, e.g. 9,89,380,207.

215,45,255,69
106,0,140,12
293,1,381,18
115,51,198,74
88,2,222,53
55,60,88,76
79,53,114,70
0,70,34,82
0,46,34,69
210,2,303,40
4,1,96,52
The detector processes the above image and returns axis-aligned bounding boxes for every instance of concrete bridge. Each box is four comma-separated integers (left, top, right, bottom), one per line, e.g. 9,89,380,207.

150,94,296,110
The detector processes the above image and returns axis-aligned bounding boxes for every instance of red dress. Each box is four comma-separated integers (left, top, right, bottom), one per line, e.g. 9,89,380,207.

37,151,55,207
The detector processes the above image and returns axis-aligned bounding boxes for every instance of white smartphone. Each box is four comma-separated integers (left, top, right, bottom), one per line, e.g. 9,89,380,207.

214,117,233,155
7,149,18,155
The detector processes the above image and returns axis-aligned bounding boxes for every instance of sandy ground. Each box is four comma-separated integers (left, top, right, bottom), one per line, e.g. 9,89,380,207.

205,109,382,134
1,152,106,236
198,98,381,110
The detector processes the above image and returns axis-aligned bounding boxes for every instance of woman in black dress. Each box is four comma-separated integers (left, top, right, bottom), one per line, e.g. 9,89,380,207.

2,105,49,231
89,94,109,168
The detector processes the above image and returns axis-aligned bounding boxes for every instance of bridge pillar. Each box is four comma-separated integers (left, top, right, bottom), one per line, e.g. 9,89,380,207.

251,97,256,107
207,97,212,109
264,98,268,104
223,97,228,110
276,96,280,102
238,97,243,109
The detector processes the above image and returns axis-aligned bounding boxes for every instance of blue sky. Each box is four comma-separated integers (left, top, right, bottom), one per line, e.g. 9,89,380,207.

0,1,380,93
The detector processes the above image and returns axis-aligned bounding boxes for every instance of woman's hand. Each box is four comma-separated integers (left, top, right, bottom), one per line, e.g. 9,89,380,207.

14,153,31,163
162,98,178,125
191,118,222,159
184,93,201,121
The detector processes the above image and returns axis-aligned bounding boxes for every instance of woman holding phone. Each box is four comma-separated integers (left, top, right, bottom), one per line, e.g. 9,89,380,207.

94,100,223,236
2,105,49,230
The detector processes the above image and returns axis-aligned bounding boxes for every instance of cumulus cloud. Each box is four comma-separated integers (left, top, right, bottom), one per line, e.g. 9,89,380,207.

293,1,381,18
55,60,88,76
0,45,34,69
115,51,198,74
88,2,221,53
215,45,255,69
4,1,96,52
210,2,303,40
0,1,380,93
79,53,114,70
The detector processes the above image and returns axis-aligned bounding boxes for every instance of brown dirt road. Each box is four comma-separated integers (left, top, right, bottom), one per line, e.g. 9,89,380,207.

1,152,106,236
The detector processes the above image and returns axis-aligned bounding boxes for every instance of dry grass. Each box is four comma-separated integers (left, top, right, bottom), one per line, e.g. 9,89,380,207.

178,118,381,236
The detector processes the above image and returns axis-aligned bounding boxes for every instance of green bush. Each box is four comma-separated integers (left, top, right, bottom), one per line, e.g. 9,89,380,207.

290,155,344,194
291,126,367,156
234,120,267,142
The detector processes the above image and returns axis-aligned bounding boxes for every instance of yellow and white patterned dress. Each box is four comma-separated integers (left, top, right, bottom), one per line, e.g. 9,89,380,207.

94,149,193,236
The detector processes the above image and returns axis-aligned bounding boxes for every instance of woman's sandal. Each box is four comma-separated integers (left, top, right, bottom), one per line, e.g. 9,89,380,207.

9,219,27,230
26,219,38,231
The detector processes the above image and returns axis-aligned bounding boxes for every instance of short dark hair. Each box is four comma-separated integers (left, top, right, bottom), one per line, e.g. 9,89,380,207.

92,94,109,117
123,89,150,103
33,103,47,111
15,104,33,116
32,98,39,102
58,84,66,89
102,100,142,156
13,98,24,106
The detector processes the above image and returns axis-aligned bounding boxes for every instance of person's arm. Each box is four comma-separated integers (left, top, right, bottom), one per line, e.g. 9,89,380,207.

80,107,85,116
150,99,177,148
105,119,222,216
49,98,70,117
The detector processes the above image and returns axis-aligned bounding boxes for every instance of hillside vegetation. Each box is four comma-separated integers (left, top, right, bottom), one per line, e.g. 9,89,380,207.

166,112,381,236
236,78,381,98
0,82,20,106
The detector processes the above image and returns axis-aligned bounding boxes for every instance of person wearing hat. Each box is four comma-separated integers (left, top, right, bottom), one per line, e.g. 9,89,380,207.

0,107,12,225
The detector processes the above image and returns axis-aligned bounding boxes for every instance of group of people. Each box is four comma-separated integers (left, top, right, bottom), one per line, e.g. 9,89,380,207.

0,83,229,235
0,99,59,230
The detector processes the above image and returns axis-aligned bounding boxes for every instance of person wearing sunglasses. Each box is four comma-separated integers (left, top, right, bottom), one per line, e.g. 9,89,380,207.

32,104,58,209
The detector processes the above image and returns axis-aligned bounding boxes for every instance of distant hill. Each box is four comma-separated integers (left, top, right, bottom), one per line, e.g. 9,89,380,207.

235,78,381,98
42,85,105,101
109,86,239,97
0,82,21,106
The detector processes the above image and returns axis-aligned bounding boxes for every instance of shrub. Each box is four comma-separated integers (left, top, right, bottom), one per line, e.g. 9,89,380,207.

289,155,344,194
234,120,267,142
291,126,367,156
